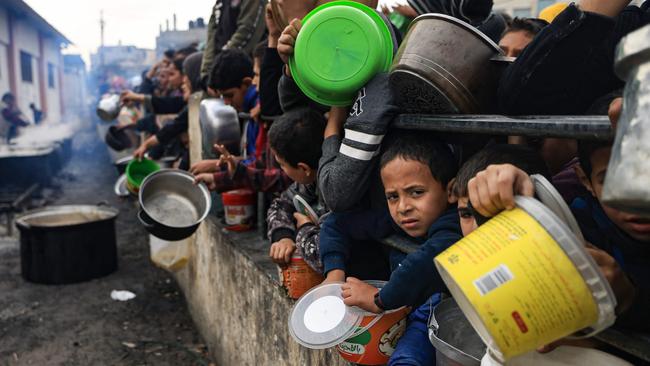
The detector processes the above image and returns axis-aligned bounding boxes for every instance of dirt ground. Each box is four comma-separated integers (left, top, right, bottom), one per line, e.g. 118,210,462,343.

0,122,213,366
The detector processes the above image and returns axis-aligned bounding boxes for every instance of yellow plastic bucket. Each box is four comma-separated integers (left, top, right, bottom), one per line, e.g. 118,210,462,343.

435,196,616,362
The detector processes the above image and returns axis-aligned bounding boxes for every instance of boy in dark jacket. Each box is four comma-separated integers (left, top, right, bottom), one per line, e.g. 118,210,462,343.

339,131,462,365
266,108,327,272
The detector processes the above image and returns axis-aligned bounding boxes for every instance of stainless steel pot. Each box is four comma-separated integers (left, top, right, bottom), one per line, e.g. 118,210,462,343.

602,24,650,215
390,14,513,114
138,169,211,241
199,98,240,159
428,297,486,366
15,204,119,284
96,94,121,121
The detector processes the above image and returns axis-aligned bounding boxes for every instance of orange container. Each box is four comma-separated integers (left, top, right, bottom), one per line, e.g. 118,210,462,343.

335,282,410,365
280,254,324,299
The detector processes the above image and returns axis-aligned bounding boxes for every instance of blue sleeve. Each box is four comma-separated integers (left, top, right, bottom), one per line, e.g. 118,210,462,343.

319,209,395,275
379,209,462,309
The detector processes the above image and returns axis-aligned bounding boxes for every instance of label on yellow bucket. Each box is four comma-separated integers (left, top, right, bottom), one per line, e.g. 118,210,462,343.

435,208,598,360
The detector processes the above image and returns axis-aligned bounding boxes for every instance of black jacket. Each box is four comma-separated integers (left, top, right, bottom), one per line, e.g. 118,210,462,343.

498,2,650,115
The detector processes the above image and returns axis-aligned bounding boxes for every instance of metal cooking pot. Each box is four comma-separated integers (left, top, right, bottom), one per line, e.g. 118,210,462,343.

105,125,133,151
199,98,241,159
138,169,211,241
428,297,486,366
96,94,121,121
15,204,119,284
390,14,513,114
114,156,134,175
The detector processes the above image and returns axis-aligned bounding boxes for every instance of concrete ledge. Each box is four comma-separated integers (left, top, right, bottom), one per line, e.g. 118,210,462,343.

174,217,349,366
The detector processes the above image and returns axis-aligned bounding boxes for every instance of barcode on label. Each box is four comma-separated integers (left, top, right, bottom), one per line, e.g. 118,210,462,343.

473,264,514,296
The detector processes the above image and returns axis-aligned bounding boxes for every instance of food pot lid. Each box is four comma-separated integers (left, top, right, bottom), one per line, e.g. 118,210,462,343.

530,174,584,241
288,1,394,106
114,174,129,197
289,282,364,349
293,195,320,224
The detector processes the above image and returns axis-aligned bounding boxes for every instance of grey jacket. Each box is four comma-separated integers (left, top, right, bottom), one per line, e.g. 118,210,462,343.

200,0,267,80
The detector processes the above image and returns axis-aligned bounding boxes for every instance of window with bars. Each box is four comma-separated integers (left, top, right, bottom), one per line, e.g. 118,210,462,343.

20,51,33,83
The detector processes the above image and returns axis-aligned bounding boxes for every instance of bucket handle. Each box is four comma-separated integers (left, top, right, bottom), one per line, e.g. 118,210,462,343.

348,312,385,339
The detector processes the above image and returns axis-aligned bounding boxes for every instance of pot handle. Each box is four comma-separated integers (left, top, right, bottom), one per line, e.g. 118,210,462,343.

96,201,109,207
138,209,156,229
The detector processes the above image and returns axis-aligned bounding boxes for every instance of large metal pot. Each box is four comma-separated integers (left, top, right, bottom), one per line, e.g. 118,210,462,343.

15,204,119,284
96,94,121,121
390,14,513,114
138,169,211,241
199,98,240,159
428,297,486,366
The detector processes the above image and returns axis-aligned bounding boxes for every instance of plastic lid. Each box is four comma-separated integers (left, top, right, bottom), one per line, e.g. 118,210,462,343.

289,282,364,349
293,195,320,224
530,174,584,241
289,1,394,106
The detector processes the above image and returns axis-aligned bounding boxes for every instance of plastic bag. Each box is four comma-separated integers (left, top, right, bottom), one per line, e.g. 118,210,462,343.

149,235,189,272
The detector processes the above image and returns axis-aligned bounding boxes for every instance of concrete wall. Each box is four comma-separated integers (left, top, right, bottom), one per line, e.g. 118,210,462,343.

172,94,349,366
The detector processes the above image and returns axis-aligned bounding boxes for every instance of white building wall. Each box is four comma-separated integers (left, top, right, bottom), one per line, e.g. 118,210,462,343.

13,19,41,122
0,7,9,44
0,7,11,99
43,37,61,122
0,44,9,97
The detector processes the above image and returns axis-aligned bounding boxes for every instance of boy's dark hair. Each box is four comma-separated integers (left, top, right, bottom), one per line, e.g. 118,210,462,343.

578,140,612,179
268,108,326,169
2,92,14,103
253,40,266,61
176,46,198,58
164,49,176,59
454,144,550,197
503,17,548,38
380,130,458,186
171,58,185,75
208,49,254,90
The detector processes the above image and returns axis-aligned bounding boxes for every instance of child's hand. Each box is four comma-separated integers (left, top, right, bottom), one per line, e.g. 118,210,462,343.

322,269,345,284
189,159,220,175
342,277,382,314
265,4,282,47
214,144,238,179
132,144,147,160
467,164,534,218
194,173,216,191
277,19,302,65
293,212,314,228
325,106,350,138
269,238,296,265
586,243,636,314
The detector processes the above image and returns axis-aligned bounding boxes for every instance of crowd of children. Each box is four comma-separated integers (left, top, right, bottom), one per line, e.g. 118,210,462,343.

111,0,649,364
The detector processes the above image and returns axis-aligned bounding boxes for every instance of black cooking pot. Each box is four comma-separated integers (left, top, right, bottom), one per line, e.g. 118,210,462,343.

138,169,211,241
15,204,119,284
105,125,132,151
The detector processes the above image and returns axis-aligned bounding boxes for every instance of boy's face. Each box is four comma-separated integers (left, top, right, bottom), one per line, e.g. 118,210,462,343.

272,149,315,185
499,30,533,58
583,146,650,243
456,196,478,237
218,78,251,112
381,158,451,238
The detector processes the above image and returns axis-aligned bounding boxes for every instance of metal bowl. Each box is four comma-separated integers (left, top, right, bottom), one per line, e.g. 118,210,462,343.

390,14,512,114
138,169,211,240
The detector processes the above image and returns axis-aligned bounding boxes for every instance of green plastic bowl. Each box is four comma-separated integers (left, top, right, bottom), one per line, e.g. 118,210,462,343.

289,1,394,106
126,159,160,191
